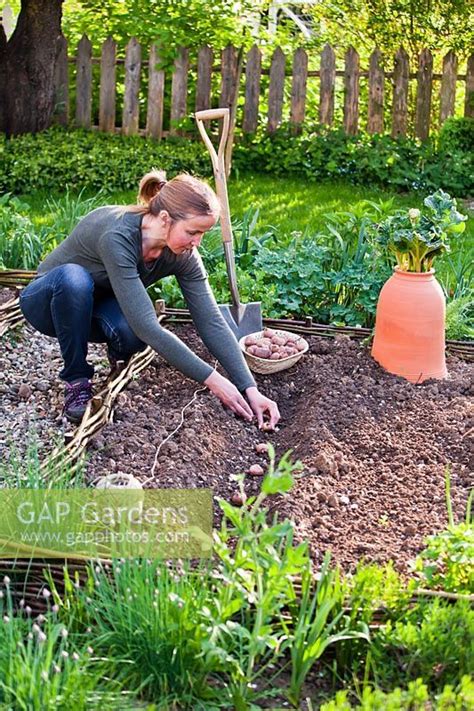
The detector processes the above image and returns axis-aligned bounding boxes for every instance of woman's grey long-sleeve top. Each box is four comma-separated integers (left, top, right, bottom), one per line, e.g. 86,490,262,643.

37,206,256,391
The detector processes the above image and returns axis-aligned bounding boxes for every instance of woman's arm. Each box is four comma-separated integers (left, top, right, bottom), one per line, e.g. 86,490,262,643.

175,250,257,392
96,231,216,383
176,250,280,429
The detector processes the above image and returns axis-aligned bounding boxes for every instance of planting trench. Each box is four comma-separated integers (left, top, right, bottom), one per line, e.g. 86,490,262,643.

0,286,472,572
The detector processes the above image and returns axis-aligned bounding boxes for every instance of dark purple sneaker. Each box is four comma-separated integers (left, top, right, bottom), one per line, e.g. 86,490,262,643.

63,378,93,423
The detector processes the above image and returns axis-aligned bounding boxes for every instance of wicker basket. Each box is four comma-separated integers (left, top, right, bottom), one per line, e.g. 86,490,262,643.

239,330,309,374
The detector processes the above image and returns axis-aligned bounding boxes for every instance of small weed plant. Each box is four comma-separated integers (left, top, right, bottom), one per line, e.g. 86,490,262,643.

412,470,474,594
319,675,474,710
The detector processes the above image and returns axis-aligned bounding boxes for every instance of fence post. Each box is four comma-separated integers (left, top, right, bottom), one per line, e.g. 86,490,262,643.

344,46,359,135
220,44,240,110
391,47,409,137
368,48,384,134
267,47,285,133
415,48,433,140
196,45,213,112
169,47,189,136
75,34,92,128
146,44,164,140
465,54,474,118
319,43,336,126
54,34,69,127
243,44,261,133
99,37,116,133
439,50,458,125
290,48,308,134
219,45,244,175
122,37,141,136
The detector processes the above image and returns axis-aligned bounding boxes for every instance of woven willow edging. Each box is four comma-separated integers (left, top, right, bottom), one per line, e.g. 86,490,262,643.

0,295,23,337
41,344,156,481
164,307,474,361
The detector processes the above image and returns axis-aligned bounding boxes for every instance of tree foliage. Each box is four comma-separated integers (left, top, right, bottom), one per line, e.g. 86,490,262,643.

61,0,275,61
3,1,472,64
306,0,474,60
54,0,474,63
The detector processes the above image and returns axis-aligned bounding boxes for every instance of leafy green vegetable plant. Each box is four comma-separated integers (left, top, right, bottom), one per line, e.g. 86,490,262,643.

370,599,474,691
210,447,309,708
373,190,467,272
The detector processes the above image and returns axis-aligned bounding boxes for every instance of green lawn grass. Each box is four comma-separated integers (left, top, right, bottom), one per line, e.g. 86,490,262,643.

228,174,425,235
22,173,473,241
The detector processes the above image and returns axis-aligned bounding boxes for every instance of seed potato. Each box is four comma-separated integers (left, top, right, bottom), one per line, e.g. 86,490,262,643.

243,330,306,361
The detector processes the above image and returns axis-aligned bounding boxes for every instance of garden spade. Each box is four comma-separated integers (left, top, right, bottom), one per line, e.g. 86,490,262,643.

195,108,263,339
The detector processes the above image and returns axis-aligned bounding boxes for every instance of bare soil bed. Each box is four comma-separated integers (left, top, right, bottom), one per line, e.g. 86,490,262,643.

1,297,472,572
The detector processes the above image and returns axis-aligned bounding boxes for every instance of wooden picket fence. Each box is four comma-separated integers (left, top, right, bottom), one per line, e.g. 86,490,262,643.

53,35,474,140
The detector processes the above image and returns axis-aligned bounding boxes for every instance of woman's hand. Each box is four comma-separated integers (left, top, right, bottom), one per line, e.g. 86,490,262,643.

245,386,280,430
204,371,254,421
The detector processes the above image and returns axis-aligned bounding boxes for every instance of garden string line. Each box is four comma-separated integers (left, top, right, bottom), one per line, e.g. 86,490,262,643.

142,359,219,484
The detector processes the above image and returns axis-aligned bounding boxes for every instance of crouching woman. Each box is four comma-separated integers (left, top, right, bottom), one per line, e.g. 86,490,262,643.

19,171,280,427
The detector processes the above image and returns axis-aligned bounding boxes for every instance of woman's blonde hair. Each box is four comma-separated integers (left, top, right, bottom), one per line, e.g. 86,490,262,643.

132,169,220,222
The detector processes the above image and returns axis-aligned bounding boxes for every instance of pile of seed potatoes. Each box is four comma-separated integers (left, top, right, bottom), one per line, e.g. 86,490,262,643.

244,328,306,360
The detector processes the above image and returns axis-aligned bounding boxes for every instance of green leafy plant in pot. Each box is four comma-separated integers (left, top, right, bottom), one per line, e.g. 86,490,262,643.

371,190,467,383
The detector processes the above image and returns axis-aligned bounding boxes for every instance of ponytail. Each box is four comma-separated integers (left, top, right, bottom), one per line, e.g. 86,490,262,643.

137,169,167,207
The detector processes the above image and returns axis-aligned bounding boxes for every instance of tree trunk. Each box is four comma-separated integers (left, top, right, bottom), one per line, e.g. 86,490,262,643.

0,24,7,133
0,0,64,135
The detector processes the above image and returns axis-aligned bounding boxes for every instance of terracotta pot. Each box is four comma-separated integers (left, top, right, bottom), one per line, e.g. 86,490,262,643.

371,267,447,383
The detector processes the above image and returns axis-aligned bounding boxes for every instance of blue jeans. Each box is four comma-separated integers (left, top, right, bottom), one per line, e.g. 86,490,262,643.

19,264,146,382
